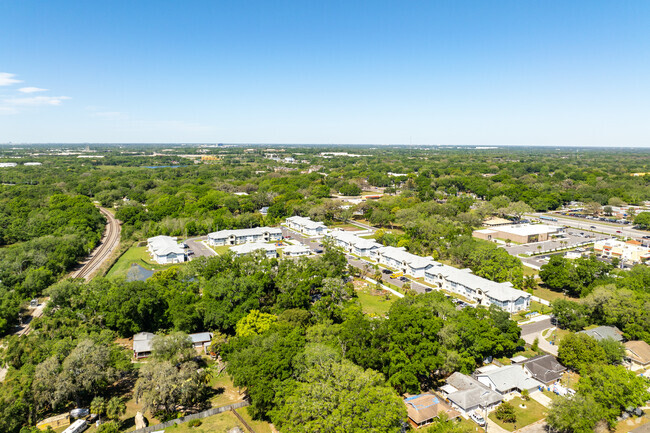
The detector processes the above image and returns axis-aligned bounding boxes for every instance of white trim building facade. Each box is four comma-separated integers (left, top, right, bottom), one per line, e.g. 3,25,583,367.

285,216,328,237
207,227,282,246
147,236,187,264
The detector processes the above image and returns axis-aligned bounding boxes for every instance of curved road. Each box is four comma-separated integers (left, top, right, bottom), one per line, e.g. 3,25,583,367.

71,207,121,280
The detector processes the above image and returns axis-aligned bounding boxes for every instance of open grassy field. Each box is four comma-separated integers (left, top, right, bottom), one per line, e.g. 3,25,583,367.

356,287,396,316
488,397,547,432
148,410,245,433
105,245,173,279
531,285,578,303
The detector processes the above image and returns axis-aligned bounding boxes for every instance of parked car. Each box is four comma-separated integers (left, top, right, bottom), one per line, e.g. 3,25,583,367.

399,276,408,282
470,411,486,426
616,230,623,233
382,269,392,274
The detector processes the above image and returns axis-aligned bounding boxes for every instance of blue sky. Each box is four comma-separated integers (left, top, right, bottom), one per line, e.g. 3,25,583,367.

1,1,649,145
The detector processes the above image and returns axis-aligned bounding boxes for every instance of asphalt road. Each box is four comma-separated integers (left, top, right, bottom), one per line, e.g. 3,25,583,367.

520,317,552,336
185,236,217,257
531,213,650,239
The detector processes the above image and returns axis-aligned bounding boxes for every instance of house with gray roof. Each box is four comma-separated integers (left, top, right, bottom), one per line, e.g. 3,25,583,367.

578,325,624,342
229,242,277,258
133,332,154,359
189,332,213,354
475,365,543,395
441,372,503,415
518,355,566,385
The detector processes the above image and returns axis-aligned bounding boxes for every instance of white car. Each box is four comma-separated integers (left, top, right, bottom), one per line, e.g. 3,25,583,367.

470,411,486,426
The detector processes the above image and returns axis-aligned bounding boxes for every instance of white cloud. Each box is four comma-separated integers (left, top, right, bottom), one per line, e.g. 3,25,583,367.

18,87,48,93
4,96,71,106
0,73,22,86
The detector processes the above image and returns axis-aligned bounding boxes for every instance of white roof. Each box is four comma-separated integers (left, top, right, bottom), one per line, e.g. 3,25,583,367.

425,263,530,303
147,236,185,256
230,242,277,255
496,224,558,237
328,230,381,250
477,365,542,392
208,226,282,239
378,246,436,269
283,244,310,254
286,216,326,230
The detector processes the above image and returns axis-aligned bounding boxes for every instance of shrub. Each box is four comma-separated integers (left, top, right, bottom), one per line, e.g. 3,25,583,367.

495,402,517,423
188,419,203,427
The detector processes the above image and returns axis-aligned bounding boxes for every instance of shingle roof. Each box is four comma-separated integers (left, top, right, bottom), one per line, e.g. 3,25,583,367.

625,340,650,365
476,365,543,393
444,372,502,410
208,227,282,239
189,332,212,344
521,355,566,384
148,236,185,256
230,242,277,255
404,394,459,424
579,326,624,342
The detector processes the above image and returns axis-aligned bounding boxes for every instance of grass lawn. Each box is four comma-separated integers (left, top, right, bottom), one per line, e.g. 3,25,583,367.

529,301,552,315
238,407,274,433
153,410,246,433
457,417,484,433
209,244,232,255
498,347,540,365
105,245,174,279
209,373,247,408
544,328,571,345
356,287,397,316
522,266,539,277
560,371,580,389
531,285,578,303
488,397,547,432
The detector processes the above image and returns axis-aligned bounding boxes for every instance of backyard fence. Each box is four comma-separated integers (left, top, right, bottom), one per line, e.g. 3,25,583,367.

130,400,250,433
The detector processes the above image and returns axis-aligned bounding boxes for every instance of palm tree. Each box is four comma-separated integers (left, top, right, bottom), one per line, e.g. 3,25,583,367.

90,396,107,423
106,396,126,424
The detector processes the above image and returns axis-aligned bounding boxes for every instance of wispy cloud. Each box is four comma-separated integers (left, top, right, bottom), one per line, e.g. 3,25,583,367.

0,72,22,86
4,95,71,106
18,86,48,93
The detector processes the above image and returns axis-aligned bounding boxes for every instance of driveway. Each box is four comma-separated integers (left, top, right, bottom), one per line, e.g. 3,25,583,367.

529,390,553,408
520,317,552,336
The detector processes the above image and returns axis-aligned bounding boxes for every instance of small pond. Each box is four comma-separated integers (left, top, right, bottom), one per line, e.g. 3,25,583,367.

126,263,155,281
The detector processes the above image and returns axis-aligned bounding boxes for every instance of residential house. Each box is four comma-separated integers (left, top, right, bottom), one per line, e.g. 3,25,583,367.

133,332,154,359
578,325,624,342
147,236,186,264
283,244,311,257
624,340,650,370
207,227,282,246
404,393,459,429
517,354,566,386
424,263,530,313
229,242,277,258
189,332,213,354
441,372,502,416
285,216,328,236
475,365,543,395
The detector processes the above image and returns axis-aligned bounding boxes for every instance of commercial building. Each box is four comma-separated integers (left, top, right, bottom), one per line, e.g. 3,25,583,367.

285,216,328,237
473,224,559,244
424,263,530,313
207,227,282,246
147,235,187,264
229,242,277,258
440,372,502,416
593,239,650,264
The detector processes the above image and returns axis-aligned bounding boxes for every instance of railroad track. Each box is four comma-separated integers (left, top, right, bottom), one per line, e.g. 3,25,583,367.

71,207,121,280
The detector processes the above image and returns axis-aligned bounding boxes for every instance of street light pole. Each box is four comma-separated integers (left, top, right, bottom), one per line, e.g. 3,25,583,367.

481,391,489,433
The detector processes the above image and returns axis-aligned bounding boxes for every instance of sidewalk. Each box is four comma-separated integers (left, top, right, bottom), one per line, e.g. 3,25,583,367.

364,277,404,298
